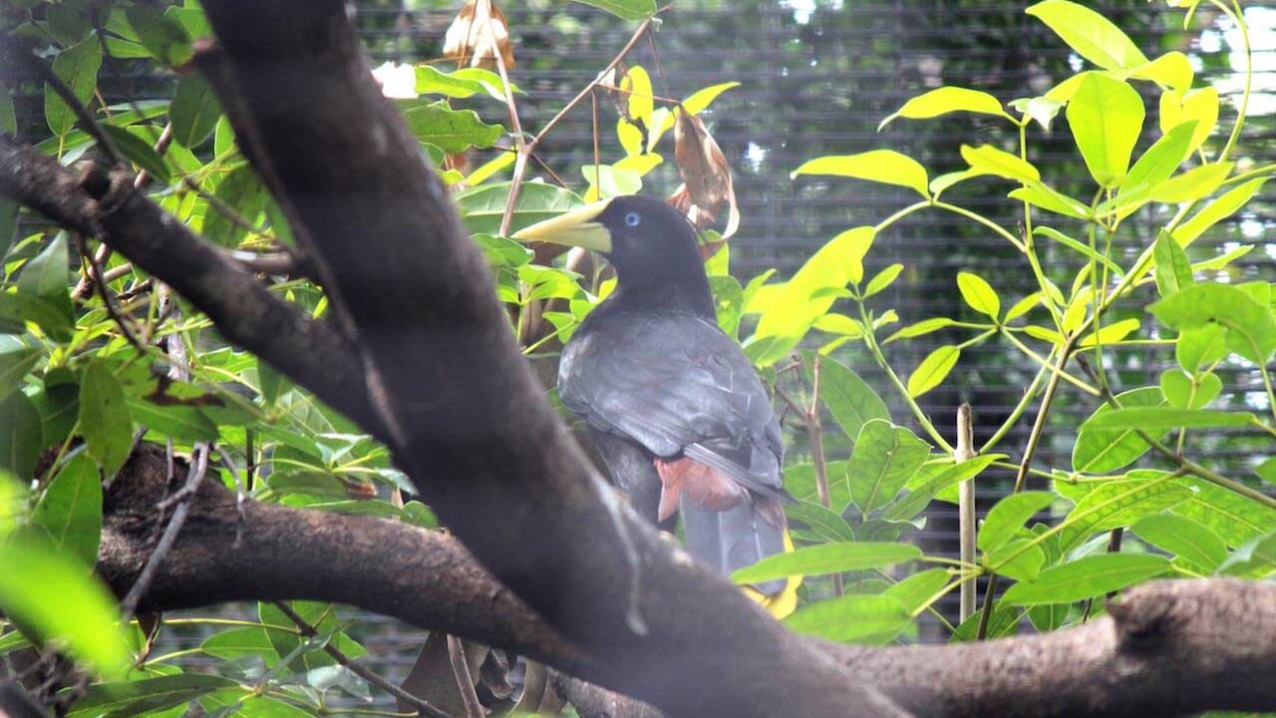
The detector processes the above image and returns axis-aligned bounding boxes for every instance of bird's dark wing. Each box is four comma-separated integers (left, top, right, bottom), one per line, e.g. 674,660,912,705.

560,310,785,496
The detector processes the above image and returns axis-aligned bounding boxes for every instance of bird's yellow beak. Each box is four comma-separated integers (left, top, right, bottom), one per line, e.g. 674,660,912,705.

511,200,613,253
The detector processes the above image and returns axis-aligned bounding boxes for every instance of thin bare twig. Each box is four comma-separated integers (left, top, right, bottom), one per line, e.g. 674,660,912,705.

77,235,144,351
446,635,484,718
271,602,453,718
119,443,211,622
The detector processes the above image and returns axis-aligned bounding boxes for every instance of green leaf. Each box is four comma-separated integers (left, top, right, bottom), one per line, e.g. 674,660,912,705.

806,352,889,440
748,227,875,366
99,125,171,185
69,675,238,717
1008,184,1090,219
889,454,1002,521
1159,88,1218,156
1000,553,1169,606
1058,475,1193,552
1127,51,1193,91
1173,178,1266,247
1077,318,1140,348
1146,162,1231,204
1173,477,1276,547
19,235,73,329
880,87,1010,128
960,144,1040,184
1256,457,1276,486
79,361,132,476
1065,74,1144,188
126,5,193,67
884,317,956,343
1073,387,1164,473
413,66,517,102
731,542,920,584
986,537,1048,582
784,594,913,644
0,536,130,678
882,569,950,612
907,345,960,398
1123,121,1197,195
126,398,219,443
1086,407,1254,431
0,83,15,136
570,0,657,20
1153,231,1193,298
402,100,502,154
0,337,39,405
1131,514,1227,572
847,420,930,514
456,182,584,236
680,82,740,116
792,150,929,199
978,491,1055,553
1160,369,1222,410
1176,324,1229,372
864,264,903,298
170,73,221,148
956,271,1000,319
782,502,854,545
202,165,268,248
45,36,102,137
1149,283,1276,365
0,392,42,480
1010,95,1066,131
32,454,102,565
1026,0,1148,70
201,627,276,663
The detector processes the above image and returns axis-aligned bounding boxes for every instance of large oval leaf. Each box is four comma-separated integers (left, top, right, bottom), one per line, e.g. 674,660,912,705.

847,420,930,514
784,594,913,644
792,150,929,199
731,542,921,584
1000,553,1170,606
907,345,960,398
1026,0,1148,70
1065,74,1144,188
881,87,1010,128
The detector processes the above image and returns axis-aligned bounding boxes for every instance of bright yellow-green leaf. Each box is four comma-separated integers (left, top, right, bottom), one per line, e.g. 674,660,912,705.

907,345,960,398
571,0,657,22
1173,178,1266,247
978,491,1056,553
1159,87,1218,155
1010,95,1066,130
884,317,956,343
465,151,516,186
1146,162,1232,204
0,536,131,678
621,65,654,129
1005,293,1042,322
1009,185,1090,219
813,313,863,337
1077,318,1140,347
1026,0,1148,70
864,264,904,298
1066,74,1144,188
681,82,741,116
956,271,1001,319
1044,71,1093,102
880,87,1010,128
960,144,1040,184
1024,325,1065,345
617,118,644,156
784,594,912,644
792,150,930,199
1122,120,1197,195
847,420,930,514
1150,281,1276,364
615,153,663,176
1126,51,1193,91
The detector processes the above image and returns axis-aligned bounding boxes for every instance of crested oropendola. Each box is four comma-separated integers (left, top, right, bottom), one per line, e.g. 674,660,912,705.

513,195,798,617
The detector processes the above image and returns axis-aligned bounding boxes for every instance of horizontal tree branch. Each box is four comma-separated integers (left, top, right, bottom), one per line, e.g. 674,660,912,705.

99,446,1276,718
0,135,384,440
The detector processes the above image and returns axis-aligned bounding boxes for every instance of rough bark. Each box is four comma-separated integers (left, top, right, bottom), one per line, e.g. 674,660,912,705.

96,446,1276,718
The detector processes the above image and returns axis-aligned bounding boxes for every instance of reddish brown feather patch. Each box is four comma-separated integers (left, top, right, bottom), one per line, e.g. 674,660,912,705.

653,456,749,522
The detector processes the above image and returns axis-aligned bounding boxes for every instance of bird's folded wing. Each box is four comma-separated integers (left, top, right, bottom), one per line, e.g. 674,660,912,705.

560,312,785,496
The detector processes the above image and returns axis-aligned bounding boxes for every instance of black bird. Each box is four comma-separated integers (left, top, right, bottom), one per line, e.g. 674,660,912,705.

514,195,796,615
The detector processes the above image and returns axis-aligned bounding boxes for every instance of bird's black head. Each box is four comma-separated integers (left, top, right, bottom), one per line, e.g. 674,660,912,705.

513,195,713,314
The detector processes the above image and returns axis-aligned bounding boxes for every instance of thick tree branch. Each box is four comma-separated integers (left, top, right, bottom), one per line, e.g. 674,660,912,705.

191,4,905,717
97,446,1276,718
0,136,383,440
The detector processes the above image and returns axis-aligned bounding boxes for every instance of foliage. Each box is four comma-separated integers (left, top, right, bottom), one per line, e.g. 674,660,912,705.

0,0,1273,715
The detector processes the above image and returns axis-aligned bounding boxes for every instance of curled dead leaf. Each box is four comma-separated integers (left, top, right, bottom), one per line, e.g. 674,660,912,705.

669,108,739,241
443,0,515,71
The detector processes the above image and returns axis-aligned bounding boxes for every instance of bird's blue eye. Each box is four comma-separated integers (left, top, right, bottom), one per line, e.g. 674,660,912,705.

625,212,641,227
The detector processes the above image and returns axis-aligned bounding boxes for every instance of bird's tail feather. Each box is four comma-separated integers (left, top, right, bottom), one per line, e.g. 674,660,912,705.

681,496,800,617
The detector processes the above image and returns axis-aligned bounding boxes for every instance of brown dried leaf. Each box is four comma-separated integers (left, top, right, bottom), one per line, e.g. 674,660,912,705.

442,0,515,71
670,108,739,239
